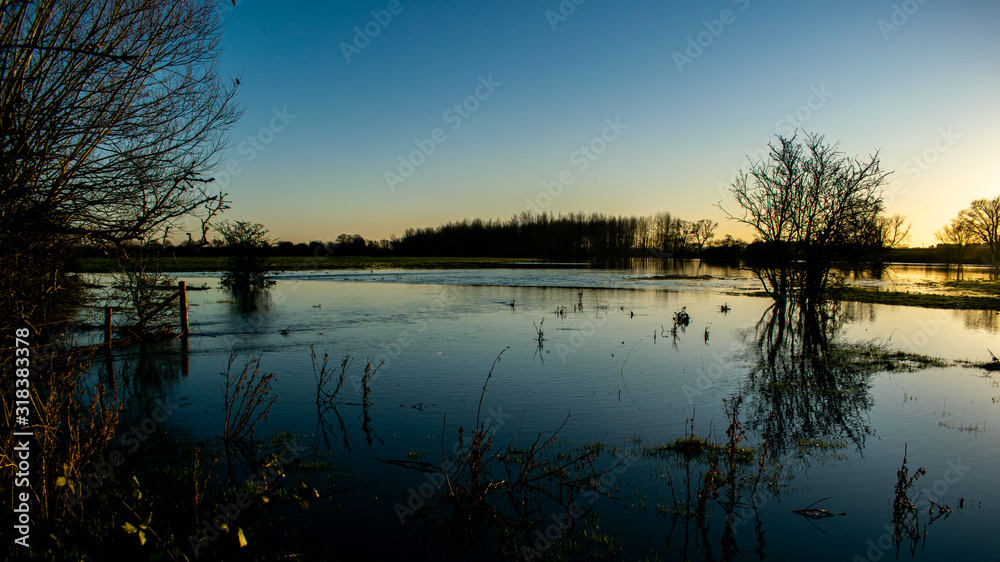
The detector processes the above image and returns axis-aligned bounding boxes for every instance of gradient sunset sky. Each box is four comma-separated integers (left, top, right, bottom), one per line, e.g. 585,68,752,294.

210,0,1000,247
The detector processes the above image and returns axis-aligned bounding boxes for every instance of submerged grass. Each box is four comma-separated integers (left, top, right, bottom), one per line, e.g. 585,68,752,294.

932,279,1000,296
833,287,1000,310
642,435,755,465
741,287,1000,309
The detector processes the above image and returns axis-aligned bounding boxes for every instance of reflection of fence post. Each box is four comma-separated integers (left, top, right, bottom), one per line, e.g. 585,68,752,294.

178,281,189,337
181,335,190,377
104,307,113,346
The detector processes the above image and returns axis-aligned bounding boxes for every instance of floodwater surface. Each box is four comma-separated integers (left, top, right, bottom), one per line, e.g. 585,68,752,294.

87,262,999,560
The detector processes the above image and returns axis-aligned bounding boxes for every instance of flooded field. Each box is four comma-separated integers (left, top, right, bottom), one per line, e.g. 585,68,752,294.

82,262,999,560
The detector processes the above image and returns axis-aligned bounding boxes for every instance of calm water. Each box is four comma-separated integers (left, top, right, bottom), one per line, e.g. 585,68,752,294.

85,262,999,560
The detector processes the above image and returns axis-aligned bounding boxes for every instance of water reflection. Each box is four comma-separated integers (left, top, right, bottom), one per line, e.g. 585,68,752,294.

646,304,894,561
740,303,876,455
958,308,1000,333
228,287,274,315
597,257,747,277
102,341,186,429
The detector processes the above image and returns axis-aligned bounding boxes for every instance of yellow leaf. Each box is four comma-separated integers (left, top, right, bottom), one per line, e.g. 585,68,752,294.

56,476,67,487
236,527,247,548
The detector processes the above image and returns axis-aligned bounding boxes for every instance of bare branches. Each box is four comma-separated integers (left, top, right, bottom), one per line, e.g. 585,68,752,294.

690,218,717,252
935,216,975,264
721,132,891,304
958,196,1000,268
0,0,243,246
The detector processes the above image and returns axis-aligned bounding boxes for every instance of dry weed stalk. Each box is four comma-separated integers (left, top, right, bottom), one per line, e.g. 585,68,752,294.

311,345,350,406
891,444,926,554
385,348,619,536
221,349,277,444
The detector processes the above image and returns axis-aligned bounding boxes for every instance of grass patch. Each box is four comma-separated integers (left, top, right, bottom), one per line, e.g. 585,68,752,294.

740,287,1000,310
861,349,951,371
938,421,985,433
832,287,1000,310
642,435,755,465
939,279,1000,296
795,438,848,451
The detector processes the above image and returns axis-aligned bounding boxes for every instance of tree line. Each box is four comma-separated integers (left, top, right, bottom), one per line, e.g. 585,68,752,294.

86,212,734,262
392,212,720,259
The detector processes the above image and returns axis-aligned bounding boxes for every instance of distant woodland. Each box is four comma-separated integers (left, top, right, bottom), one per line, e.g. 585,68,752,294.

74,209,997,266
87,212,745,262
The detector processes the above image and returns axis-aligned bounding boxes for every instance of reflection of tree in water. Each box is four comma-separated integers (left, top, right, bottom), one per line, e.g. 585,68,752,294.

646,303,902,561
229,287,273,315
740,302,877,455
958,308,1000,334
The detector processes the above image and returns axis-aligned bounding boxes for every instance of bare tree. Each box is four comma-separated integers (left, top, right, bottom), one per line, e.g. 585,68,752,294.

958,196,1000,269
935,216,975,264
691,218,718,253
1,0,241,523
107,240,180,338
1,0,241,247
876,214,911,249
722,133,889,305
2,0,241,333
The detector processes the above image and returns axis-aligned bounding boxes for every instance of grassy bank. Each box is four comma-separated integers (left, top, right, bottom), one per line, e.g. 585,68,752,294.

72,255,552,273
833,287,1000,310
921,279,1000,296
736,287,1000,310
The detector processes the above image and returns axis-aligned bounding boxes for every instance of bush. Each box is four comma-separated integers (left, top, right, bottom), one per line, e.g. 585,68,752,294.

216,221,275,292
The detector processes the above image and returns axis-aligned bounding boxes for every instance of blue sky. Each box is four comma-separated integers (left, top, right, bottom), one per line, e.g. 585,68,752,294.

209,0,1000,247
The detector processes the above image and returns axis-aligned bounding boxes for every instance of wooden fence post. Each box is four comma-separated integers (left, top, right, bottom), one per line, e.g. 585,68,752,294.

178,281,189,337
